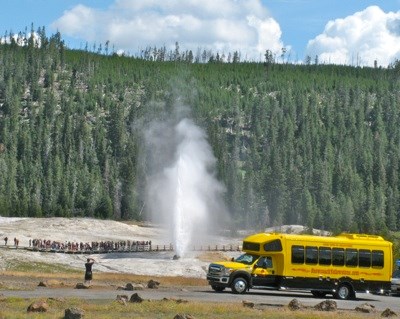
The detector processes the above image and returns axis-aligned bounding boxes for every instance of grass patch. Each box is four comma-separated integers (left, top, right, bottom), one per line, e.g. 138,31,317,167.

5,259,81,274
0,297,372,319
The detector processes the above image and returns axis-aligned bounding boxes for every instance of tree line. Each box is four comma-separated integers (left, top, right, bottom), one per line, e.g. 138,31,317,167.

0,30,400,237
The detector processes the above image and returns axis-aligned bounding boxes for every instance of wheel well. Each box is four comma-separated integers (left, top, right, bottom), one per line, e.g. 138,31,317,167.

336,279,356,299
230,271,251,285
337,277,354,291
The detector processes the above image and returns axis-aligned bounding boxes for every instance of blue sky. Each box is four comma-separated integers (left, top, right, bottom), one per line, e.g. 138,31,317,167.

0,0,399,66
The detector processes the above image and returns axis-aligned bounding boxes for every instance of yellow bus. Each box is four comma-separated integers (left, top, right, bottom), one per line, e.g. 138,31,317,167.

207,232,393,299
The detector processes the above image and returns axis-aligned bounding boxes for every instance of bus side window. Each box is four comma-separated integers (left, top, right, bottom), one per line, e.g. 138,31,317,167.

332,248,345,266
305,246,318,264
359,249,371,268
371,250,384,268
292,245,304,264
265,256,273,268
345,248,358,267
319,247,331,265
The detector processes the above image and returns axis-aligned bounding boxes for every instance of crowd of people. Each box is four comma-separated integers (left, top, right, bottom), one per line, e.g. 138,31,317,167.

2,237,153,252
29,238,153,252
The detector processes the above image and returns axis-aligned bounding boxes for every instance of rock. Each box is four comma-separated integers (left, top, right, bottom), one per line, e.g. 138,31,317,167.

75,283,91,289
147,279,160,289
355,303,376,313
64,307,85,319
381,308,397,317
124,283,144,290
242,300,254,308
174,314,195,319
125,283,134,290
129,293,143,303
116,295,128,306
288,298,303,311
116,295,129,302
314,300,337,311
39,279,64,287
161,297,188,303
27,300,49,313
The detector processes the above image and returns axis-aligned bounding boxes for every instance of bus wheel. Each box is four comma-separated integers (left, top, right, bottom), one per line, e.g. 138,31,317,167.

311,290,326,298
231,277,248,294
335,284,353,300
211,285,225,292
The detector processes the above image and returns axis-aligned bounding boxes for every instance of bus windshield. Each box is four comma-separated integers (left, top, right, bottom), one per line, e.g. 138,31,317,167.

234,253,259,265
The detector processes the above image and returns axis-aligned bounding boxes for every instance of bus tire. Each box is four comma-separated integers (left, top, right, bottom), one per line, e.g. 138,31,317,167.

231,277,248,294
211,285,225,292
311,290,326,298
335,283,353,300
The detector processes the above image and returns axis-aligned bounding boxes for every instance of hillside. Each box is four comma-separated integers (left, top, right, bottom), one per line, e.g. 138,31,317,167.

0,32,400,235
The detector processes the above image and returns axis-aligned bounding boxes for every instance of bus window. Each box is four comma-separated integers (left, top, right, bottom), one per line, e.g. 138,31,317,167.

243,241,260,252
305,246,318,264
319,247,332,265
264,239,282,252
292,245,304,264
359,249,371,268
371,250,384,268
346,249,358,267
332,248,345,266
256,256,273,268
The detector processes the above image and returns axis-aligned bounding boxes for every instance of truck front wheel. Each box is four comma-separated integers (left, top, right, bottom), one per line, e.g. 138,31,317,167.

231,277,248,294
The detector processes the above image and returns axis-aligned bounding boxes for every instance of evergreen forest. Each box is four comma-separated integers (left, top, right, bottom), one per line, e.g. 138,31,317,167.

1,30,400,236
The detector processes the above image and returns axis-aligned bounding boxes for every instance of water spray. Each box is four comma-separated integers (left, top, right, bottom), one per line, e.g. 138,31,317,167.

145,115,227,259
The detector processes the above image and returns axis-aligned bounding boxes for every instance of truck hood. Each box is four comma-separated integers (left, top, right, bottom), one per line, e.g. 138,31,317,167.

210,261,253,271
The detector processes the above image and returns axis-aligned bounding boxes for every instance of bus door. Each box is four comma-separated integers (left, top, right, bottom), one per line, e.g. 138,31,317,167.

252,256,278,287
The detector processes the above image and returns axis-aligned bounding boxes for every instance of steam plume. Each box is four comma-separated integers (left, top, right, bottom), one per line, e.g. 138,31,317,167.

145,112,226,257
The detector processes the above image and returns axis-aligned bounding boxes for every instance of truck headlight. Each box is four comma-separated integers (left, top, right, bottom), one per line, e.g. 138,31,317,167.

222,268,233,276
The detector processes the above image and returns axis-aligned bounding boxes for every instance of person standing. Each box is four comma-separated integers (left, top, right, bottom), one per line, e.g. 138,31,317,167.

84,258,95,285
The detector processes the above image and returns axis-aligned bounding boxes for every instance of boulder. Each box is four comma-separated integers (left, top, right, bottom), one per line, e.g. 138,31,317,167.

129,293,143,303
355,303,376,313
116,295,129,302
125,283,144,290
39,279,63,287
314,300,337,311
64,307,85,319
75,283,90,289
288,298,303,311
27,300,49,313
116,295,128,306
381,308,397,317
147,279,160,289
174,314,195,319
242,300,255,308
125,283,134,291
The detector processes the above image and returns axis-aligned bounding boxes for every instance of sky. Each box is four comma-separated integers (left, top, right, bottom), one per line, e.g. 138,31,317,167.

0,0,399,67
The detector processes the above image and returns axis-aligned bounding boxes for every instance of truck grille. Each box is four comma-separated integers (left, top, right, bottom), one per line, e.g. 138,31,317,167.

208,264,223,275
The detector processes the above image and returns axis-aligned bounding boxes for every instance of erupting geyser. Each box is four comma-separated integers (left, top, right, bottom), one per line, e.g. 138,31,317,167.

145,115,226,258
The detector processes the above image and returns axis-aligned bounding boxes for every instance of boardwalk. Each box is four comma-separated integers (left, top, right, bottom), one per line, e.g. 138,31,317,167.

1,243,241,254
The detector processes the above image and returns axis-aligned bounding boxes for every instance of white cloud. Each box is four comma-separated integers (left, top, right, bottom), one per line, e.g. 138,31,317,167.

51,0,285,61
306,6,400,67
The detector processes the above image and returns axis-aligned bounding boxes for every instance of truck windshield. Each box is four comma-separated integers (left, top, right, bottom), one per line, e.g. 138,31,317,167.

235,253,259,265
